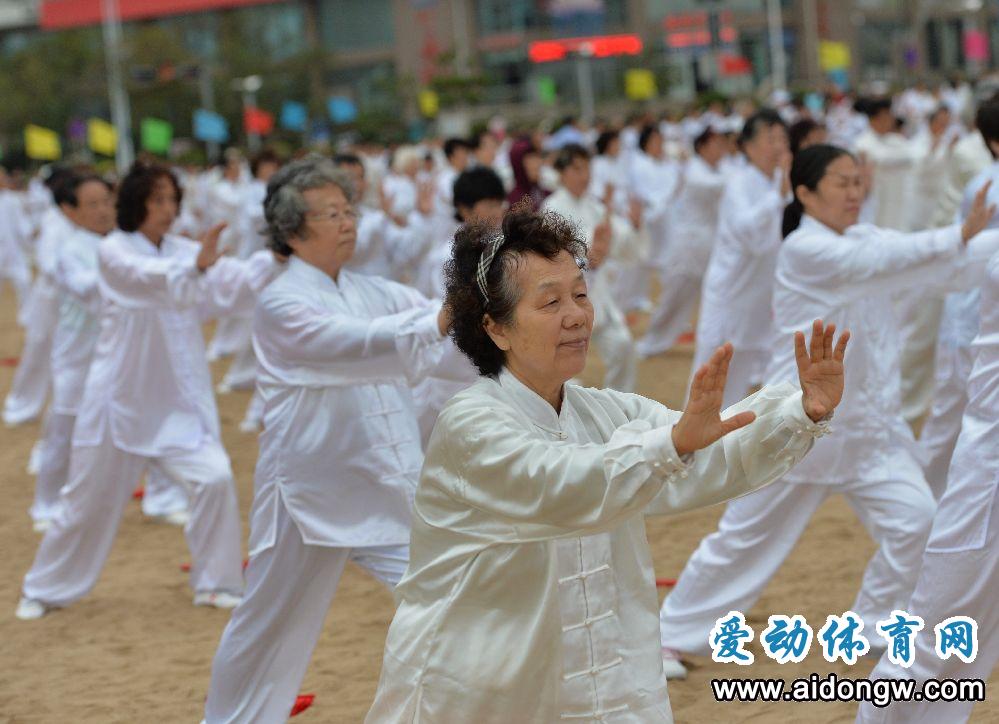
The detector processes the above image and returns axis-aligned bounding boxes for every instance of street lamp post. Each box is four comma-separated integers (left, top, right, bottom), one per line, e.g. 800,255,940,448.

232,75,263,152
766,0,788,91
574,43,596,125
101,0,135,172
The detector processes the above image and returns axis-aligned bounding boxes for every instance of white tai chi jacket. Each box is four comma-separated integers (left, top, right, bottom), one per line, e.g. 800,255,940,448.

697,161,789,354
765,215,999,485
50,227,103,416
367,371,830,723
73,230,277,455
248,257,466,555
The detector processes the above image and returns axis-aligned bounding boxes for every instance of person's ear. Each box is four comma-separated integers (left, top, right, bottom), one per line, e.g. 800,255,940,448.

483,313,512,352
795,184,814,206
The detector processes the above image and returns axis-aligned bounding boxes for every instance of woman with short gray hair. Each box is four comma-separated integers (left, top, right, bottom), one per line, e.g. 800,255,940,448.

204,155,462,723
366,204,849,723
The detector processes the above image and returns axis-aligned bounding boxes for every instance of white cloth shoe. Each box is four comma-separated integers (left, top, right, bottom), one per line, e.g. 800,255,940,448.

32,519,52,533
146,509,190,527
661,647,688,680
15,597,48,620
238,416,261,434
193,591,242,609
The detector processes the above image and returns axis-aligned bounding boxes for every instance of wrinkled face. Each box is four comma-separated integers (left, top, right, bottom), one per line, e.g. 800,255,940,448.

744,122,789,175
799,155,864,234
561,157,590,197
486,250,594,389
290,184,357,272
74,180,115,235
139,176,179,241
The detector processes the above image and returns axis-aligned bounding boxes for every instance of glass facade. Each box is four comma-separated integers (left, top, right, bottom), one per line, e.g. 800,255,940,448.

475,0,627,35
320,0,394,52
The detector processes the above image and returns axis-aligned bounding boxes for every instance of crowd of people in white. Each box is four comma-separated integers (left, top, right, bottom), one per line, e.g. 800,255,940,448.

0,76,996,723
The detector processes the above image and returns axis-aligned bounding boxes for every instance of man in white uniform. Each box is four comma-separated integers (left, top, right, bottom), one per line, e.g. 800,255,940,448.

0,168,32,311
694,109,791,407
30,173,115,530
16,162,277,620
543,144,640,392
3,168,76,426
204,157,462,723
638,127,727,357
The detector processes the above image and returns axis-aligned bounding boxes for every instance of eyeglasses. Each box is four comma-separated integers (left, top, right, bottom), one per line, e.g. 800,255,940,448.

305,206,358,225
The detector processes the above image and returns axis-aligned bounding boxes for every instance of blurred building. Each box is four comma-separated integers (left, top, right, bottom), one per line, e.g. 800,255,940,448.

3,0,999,115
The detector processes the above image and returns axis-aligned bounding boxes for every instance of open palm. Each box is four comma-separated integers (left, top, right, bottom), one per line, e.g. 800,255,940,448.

796,319,850,422
671,343,757,457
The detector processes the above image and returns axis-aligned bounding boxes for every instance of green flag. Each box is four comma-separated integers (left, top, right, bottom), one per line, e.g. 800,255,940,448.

141,117,173,155
536,76,557,105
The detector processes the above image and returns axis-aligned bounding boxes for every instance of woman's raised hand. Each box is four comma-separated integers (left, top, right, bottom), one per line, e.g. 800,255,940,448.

795,319,850,422
671,343,757,457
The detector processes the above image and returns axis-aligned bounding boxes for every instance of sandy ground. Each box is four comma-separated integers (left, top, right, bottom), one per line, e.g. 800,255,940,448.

0,283,996,724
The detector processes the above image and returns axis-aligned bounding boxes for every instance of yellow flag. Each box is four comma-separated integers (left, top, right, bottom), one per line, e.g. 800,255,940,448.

418,89,439,117
625,69,657,101
88,118,117,156
819,41,851,72
24,125,61,161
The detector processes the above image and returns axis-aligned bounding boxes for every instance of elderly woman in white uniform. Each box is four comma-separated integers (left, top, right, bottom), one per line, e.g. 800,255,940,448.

661,144,999,677
204,157,465,723
365,205,848,723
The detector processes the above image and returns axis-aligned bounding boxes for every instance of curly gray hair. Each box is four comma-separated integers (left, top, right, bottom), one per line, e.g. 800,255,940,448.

263,154,355,256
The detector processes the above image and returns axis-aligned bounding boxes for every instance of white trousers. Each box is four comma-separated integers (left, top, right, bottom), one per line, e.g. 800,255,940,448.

660,461,936,655
209,315,252,361
0,258,31,312
856,444,998,723
22,430,244,605
32,413,192,522
897,293,943,424
636,272,700,358
31,412,75,522
918,345,973,500
3,281,57,426
205,500,408,724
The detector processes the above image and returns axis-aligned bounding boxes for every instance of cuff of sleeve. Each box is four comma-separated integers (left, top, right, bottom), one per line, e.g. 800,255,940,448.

640,426,694,482
395,300,445,344
940,224,965,254
780,391,834,439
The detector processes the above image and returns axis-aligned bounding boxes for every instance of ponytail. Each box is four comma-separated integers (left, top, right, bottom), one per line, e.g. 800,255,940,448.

782,198,805,239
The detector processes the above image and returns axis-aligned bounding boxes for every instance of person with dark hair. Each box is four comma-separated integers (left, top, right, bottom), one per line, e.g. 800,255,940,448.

436,137,472,214
788,117,828,155
637,127,727,358
16,161,279,621
626,123,682,314
590,128,632,220
203,156,461,723
661,144,999,680
694,108,790,408
543,142,639,391
28,174,115,532
2,167,79,427
506,137,548,211
365,204,847,723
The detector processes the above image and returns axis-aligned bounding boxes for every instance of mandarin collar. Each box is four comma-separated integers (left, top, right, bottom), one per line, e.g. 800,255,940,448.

497,367,570,434
287,254,346,291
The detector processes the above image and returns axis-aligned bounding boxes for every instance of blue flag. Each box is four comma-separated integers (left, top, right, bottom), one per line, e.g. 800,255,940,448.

280,101,308,132
193,109,229,143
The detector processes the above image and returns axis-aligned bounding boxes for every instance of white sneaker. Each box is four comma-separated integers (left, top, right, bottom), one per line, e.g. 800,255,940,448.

238,416,261,434
15,597,48,620
147,509,190,527
193,591,242,609
32,519,52,533
661,648,688,680
26,441,43,475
